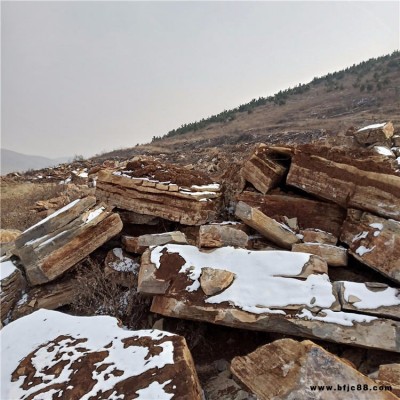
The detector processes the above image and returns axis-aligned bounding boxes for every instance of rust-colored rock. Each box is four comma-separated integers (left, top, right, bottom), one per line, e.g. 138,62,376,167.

340,209,400,283
231,338,399,400
378,364,400,397
237,191,346,236
198,224,249,248
301,228,338,245
292,243,348,267
200,267,235,296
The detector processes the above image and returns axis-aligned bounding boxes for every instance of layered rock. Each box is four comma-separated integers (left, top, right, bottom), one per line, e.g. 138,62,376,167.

301,228,338,245
231,338,398,400
0,309,202,400
123,231,188,254
340,209,400,283
237,191,346,236
198,224,249,248
240,144,287,194
292,243,348,267
378,364,400,397
235,201,300,249
13,197,123,285
96,161,222,225
355,122,394,146
1,260,26,323
286,146,400,220
140,244,400,352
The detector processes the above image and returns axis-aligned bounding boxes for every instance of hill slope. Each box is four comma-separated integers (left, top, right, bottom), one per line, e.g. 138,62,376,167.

1,149,70,175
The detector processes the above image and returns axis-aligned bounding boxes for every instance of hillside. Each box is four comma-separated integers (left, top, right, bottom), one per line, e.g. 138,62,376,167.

93,51,400,161
0,149,70,175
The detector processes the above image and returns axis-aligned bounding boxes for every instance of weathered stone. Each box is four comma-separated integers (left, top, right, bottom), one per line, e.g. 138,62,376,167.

355,122,394,145
122,231,188,254
1,260,26,323
378,364,400,397
1,309,203,400
11,280,76,320
200,267,235,296
13,198,123,285
96,169,221,225
340,210,400,283
240,144,287,194
334,281,400,319
231,338,398,400
292,243,348,267
235,201,300,249
393,135,400,147
286,145,400,220
301,228,338,245
237,191,346,236
117,210,160,225
0,229,21,244
198,225,248,248
104,248,139,288
33,195,71,212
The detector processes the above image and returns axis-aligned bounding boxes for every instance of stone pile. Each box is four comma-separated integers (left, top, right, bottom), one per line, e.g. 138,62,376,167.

1,121,400,399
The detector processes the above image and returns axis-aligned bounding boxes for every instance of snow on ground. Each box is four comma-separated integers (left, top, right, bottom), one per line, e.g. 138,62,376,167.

373,146,394,156
0,309,176,400
0,260,17,281
357,122,386,132
111,248,139,273
342,281,400,309
150,245,336,312
85,206,105,223
296,309,377,327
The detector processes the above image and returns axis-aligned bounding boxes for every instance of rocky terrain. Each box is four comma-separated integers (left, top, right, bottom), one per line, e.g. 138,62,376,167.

1,120,400,399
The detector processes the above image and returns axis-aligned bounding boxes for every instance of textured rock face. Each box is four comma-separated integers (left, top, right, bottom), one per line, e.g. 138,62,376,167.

237,191,346,236
286,146,400,221
123,231,188,254
340,209,400,283
230,339,399,400
378,364,400,397
235,201,300,249
1,261,26,323
96,167,222,225
0,309,202,400
13,197,123,285
355,122,394,145
292,243,348,267
198,224,249,248
240,144,287,194
301,228,338,245
200,267,235,296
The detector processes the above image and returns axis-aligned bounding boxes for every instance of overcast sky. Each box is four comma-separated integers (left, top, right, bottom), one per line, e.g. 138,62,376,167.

1,1,399,158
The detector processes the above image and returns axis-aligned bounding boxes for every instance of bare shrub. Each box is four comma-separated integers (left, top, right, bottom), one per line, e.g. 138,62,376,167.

71,257,151,329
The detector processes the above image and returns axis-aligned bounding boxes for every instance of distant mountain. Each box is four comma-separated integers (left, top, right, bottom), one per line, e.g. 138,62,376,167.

0,149,70,175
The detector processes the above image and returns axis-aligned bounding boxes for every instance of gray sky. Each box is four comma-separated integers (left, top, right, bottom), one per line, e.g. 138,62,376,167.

1,1,399,158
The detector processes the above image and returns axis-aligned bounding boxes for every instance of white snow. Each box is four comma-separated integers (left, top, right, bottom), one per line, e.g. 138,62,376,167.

0,310,176,400
342,281,400,309
0,261,17,281
190,183,220,192
369,222,383,237
373,146,394,157
179,190,217,197
352,231,368,242
110,248,139,273
85,207,105,223
297,308,377,326
136,380,173,400
357,122,386,132
78,171,88,178
210,221,241,225
356,245,375,256
150,245,337,311
23,199,81,233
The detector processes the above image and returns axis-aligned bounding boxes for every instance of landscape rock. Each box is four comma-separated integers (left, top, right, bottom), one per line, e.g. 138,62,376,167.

198,224,249,248
286,145,400,220
334,281,400,319
237,191,346,236
378,364,400,397
1,260,26,323
0,309,203,400
0,229,21,256
230,338,398,399
200,267,235,296
355,122,394,145
123,231,188,254
292,243,348,267
340,209,400,283
301,228,338,245
96,164,222,225
240,143,287,194
13,197,123,285
235,201,300,249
